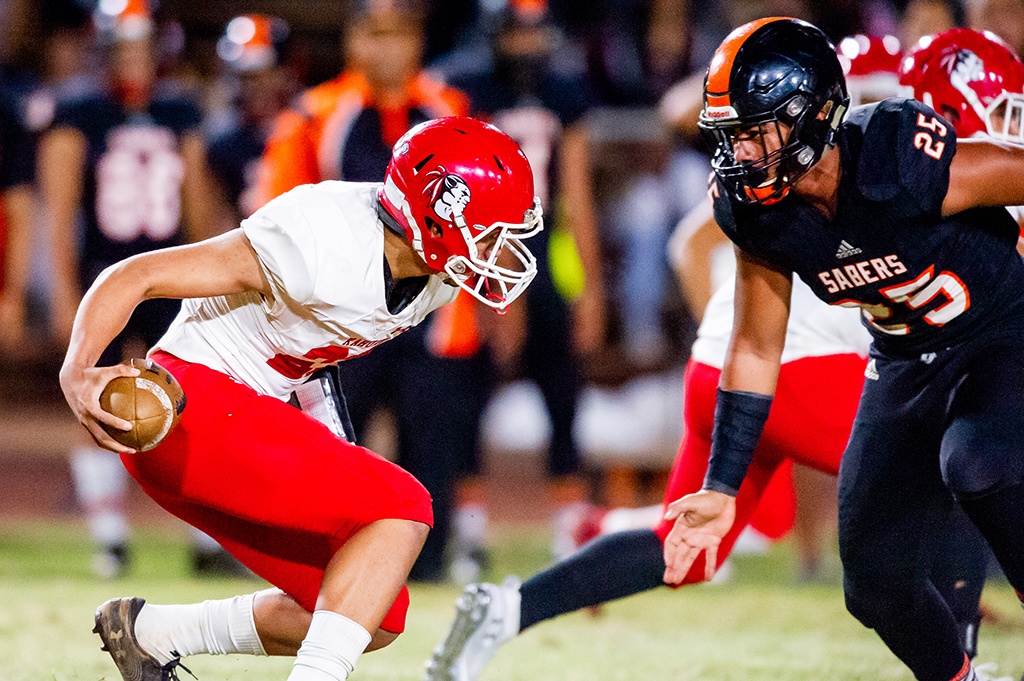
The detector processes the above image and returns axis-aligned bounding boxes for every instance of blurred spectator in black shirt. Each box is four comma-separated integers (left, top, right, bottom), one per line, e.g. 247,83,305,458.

40,0,226,580
207,15,295,227
583,0,690,106
441,0,605,562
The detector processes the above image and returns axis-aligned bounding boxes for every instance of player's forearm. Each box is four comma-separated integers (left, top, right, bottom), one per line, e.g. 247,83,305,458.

720,344,781,397
677,258,712,322
181,135,217,242
945,139,1024,215
40,129,86,316
703,346,779,495
62,259,151,374
669,209,723,320
560,125,605,298
2,186,33,298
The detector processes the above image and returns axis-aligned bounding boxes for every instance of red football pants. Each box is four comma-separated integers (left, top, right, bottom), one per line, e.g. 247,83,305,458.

122,352,434,633
654,354,866,584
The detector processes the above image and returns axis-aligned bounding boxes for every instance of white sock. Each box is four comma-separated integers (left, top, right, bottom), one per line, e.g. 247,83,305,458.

454,504,488,548
601,505,663,535
287,611,371,681
70,446,129,546
551,501,589,560
134,594,266,665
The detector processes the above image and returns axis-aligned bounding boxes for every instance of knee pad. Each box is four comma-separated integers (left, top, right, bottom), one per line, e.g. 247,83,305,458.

941,447,1011,499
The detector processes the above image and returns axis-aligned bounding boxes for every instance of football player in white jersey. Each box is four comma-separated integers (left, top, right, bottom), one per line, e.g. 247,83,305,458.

59,116,542,681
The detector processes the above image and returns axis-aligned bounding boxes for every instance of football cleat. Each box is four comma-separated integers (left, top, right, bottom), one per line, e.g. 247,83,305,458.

93,597,195,680
424,577,522,681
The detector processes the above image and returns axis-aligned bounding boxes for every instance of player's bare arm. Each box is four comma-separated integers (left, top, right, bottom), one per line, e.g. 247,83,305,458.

60,230,267,453
718,251,791,395
663,251,791,584
560,121,606,353
668,199,727,322
179,133,218,243
0,185,33,349
40,127,87,343
943,138,1024,215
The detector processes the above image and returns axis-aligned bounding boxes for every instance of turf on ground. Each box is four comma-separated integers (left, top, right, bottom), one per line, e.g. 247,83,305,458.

0,521,1020,681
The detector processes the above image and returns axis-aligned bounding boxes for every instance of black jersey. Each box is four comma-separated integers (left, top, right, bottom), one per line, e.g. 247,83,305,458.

447,68,593,261
206,122,265,216
51,85,202,281
714,98,1024,357
0,82,34,191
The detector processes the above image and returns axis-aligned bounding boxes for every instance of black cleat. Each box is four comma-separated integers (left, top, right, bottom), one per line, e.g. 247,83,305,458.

93,597,195,680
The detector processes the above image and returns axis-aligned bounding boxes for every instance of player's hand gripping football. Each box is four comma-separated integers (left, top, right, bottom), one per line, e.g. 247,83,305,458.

662,490,737,585
60,362,141,454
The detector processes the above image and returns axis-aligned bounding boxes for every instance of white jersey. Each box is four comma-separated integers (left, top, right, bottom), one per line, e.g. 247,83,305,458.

153,181,458,399
690,245,871,369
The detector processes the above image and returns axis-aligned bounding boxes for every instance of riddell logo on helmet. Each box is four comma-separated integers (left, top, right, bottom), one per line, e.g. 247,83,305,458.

705,105,739,119
425,168,472,221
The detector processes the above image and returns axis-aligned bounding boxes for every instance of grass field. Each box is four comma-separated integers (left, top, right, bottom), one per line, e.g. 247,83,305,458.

1,521,1021,681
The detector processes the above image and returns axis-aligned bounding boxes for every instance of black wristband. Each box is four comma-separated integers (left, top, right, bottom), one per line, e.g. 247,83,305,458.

703,388,773,496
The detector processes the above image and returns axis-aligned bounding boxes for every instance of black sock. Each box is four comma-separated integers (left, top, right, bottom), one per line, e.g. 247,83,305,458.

930,506,989,659
958,481,1024,599
519,529,665,631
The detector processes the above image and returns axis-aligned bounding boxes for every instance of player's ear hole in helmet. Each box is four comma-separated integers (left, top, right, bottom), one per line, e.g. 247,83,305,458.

699,17,850,205
378,117,543,313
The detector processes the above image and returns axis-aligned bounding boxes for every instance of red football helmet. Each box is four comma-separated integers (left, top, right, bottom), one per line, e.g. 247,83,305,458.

899,28,1024,143
837,34,903,106
379,117,542,312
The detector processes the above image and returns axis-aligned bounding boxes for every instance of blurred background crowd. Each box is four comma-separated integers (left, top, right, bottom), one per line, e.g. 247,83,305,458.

1,0,1023,585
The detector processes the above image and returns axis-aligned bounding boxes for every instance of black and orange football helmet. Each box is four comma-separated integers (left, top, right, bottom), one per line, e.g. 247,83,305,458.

699,18,849,205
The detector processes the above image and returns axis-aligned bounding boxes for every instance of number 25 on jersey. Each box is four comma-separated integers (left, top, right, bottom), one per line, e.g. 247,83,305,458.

914,113,948,161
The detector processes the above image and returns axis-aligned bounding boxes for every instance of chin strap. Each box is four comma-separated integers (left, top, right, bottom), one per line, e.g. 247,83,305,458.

374,195,407,238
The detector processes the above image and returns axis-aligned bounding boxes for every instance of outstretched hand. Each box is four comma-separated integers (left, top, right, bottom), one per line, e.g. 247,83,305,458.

662,490,737,585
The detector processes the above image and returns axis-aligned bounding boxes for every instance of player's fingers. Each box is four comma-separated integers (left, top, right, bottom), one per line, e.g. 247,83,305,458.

662,534,686,584
119,362,142,377
88,405,134,432
663,549,685,584
704,543,719,582
664,497,689,521
671,544,701,584
83,419,136,454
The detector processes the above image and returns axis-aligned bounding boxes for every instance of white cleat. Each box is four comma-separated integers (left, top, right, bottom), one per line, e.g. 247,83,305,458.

424,577,522,681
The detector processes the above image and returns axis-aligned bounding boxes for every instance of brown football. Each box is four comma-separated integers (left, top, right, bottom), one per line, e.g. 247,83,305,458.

100,358,186,452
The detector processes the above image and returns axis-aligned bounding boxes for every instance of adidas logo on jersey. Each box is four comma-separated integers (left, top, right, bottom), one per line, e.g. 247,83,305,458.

835,240,862,259
865,359,879,381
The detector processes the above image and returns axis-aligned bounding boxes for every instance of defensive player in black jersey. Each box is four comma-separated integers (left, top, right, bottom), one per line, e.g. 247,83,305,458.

665,17,1024,681
39,0,222,579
